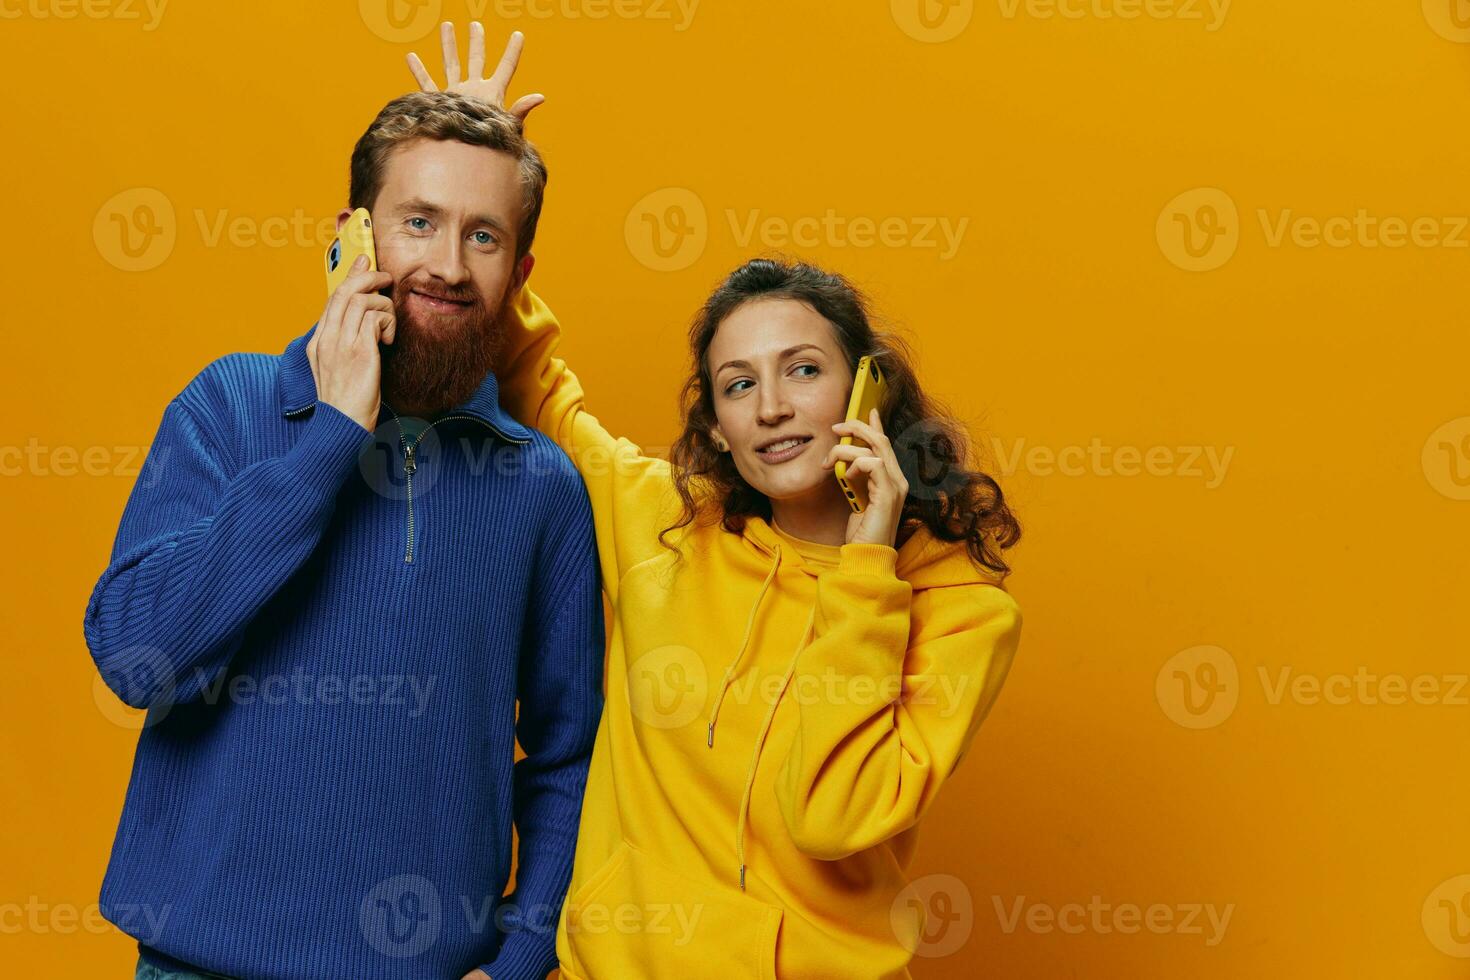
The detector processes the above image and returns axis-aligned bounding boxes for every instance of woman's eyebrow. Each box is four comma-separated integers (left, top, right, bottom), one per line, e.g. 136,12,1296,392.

716,343,824,375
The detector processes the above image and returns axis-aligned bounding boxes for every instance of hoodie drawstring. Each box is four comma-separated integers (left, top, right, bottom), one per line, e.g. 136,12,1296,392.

706,546,782,749
705,543,819,890
733,603,815,890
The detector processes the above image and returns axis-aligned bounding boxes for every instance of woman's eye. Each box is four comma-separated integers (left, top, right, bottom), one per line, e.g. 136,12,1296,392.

792,364,819,378
725,379,752,394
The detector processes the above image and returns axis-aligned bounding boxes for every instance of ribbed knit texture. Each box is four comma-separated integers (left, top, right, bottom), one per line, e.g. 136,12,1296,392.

82,326,604,980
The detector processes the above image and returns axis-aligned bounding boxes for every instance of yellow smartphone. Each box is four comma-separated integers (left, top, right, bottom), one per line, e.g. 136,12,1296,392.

834,355,889,513
324,208,377,297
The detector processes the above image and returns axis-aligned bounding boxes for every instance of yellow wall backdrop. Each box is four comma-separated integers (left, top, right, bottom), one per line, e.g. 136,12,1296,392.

3,1,1468,976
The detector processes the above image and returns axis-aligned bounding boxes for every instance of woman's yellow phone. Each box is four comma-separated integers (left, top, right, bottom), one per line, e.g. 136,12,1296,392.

324,208,377,298
834,355,889,513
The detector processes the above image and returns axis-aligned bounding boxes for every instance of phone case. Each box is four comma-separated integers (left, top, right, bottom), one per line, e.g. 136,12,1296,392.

324,208,377,298
834,355,888,513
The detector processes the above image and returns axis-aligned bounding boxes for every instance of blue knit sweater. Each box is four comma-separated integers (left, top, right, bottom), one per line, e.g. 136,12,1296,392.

82,325,604,980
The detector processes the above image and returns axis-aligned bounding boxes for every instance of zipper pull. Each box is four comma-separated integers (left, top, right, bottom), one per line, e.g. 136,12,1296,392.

404,444,416,476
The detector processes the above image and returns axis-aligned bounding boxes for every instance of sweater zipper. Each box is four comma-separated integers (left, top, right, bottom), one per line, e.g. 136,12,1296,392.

381,403,526,564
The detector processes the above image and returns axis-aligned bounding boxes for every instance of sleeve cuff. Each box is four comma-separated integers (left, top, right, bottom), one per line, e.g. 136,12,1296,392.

478,930,557,980
287,401,372,497
837,542,899,578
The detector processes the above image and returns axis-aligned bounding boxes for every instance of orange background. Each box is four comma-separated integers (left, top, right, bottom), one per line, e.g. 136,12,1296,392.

4,1,1469,976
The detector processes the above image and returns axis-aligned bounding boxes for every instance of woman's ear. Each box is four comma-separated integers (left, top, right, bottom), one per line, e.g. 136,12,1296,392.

710,426,729,452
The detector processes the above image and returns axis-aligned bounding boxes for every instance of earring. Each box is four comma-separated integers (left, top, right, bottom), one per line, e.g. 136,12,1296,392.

712,435,728,452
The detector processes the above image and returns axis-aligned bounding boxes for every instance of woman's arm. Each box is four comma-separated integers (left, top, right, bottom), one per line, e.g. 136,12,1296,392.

404,22,678,599
496,287,681,602
774,551,1022,859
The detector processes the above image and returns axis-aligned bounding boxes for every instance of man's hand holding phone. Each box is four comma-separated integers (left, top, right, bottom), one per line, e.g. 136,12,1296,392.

307,253,395,433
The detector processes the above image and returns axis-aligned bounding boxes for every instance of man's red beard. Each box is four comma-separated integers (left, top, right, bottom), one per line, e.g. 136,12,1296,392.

380,278,509,419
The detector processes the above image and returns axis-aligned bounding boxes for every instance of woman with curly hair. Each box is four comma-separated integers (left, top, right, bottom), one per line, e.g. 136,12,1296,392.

412,25,1023,979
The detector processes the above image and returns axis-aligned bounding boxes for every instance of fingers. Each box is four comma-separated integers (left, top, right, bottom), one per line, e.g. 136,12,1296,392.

822,442,874,470
832,412,908,497
406,51,438,92
509,93,546,121
467,20,486,80
439,21,462,86
343,292,394,347
488,29,525,98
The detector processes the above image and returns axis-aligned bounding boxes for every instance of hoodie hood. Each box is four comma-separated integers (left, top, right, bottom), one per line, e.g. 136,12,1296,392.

706,516,1006,890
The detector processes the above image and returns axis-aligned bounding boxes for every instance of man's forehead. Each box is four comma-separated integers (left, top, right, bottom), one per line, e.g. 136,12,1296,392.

378,139,521,219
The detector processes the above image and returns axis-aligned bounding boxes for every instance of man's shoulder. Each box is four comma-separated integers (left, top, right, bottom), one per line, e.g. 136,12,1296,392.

172,350,284,417
516,430,585,485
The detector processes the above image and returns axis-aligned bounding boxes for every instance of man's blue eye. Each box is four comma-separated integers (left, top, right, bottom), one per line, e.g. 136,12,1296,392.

408,217,429,230
472,231,494,246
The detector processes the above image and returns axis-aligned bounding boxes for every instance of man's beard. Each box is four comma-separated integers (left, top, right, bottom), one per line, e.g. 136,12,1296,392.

380,277,509,419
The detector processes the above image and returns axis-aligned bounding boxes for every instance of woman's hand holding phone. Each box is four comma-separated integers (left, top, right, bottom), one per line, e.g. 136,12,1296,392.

823,409,911,549
307,253,395,433
406,21,545,122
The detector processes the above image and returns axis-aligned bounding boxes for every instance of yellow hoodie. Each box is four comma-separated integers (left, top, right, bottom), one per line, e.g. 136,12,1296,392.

496,288,1023,980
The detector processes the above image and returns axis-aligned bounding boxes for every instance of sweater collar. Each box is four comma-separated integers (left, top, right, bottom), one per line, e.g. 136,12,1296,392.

278,324,532,444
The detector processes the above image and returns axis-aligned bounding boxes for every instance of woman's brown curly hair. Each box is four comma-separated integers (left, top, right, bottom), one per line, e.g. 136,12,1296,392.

659,257,1021,575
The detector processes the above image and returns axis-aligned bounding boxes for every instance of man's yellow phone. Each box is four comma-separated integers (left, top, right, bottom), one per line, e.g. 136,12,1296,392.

834,355,889,513
324,208,377,297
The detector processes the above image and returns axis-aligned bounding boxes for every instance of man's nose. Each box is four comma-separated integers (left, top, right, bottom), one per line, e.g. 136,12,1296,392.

423,233,469,286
